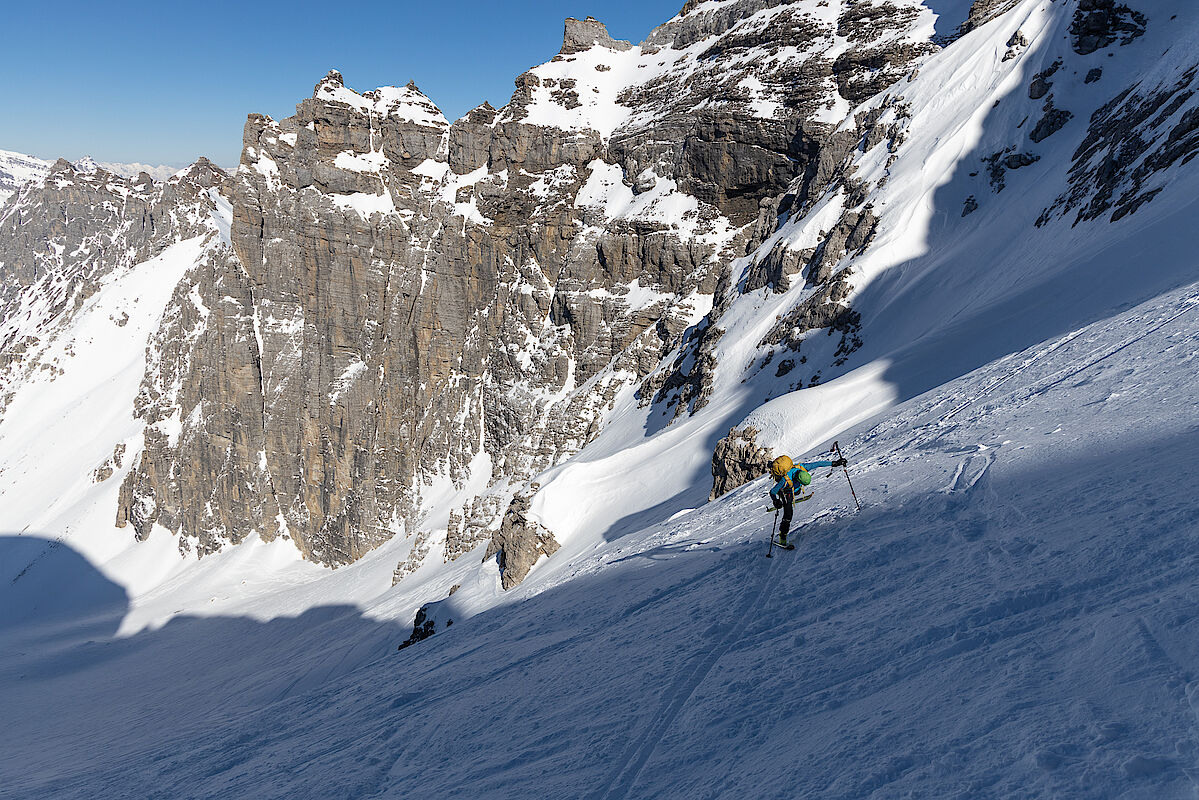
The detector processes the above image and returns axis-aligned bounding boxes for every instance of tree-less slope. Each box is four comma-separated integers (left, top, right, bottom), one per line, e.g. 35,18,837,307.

2,0,1198,795
3,276,1196,799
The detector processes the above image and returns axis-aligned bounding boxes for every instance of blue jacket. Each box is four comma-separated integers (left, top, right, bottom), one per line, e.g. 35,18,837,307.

770,461,833,502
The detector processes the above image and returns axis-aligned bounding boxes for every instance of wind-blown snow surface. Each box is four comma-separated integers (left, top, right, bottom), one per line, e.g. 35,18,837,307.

3,0,1199,797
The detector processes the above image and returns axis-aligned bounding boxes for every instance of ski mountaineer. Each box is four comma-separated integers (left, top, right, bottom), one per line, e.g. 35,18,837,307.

769,454,846,547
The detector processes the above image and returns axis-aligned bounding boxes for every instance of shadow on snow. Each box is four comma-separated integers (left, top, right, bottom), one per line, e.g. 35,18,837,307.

3,425,1198,798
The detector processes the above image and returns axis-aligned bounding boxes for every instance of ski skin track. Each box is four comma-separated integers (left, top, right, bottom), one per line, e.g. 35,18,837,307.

591,545,787,800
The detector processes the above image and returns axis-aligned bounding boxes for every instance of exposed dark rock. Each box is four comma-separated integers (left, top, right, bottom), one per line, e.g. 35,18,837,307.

710,426,773,500
1029,60,1063,100
1070,0,1147,56
645,320,725,418
561,17,632,55
743,238,810,293
962,195,979,216
961,0,1023,38
832,10,936,108
1085,68,1104,84
1004,153,1039,170
1030,102,1074,143
807,206,878,285
758,275,861,360
92,443,127,484
393,530,434,585
397,604,439,650
1040,68,1199,226
611,116,807,227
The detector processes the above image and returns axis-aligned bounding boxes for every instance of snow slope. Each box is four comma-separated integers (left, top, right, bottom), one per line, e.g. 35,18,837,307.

2,0,1199,796
0,148,51,205
2,273,1196,799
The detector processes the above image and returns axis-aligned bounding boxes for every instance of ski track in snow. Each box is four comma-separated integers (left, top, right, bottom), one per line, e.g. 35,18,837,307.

593,552,784,800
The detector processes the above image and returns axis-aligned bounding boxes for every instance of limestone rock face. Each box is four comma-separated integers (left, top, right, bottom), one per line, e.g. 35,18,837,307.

0,149,52,205
0,159,224,316
0,159,230,417
1039,66,1199,226
1069,0,1147,56
959,0,1022,38
562,17,632,55
116,244,279,555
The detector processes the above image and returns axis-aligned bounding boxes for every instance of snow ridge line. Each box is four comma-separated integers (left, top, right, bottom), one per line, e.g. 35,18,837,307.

591,549,784,800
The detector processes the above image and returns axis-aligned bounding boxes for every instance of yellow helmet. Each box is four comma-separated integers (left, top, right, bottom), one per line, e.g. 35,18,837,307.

769,455,793,480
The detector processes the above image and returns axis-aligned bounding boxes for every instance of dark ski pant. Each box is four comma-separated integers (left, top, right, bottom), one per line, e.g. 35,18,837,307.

776,485,795,537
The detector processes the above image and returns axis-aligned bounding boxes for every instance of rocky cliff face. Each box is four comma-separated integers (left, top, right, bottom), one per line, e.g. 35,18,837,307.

104,0,938,578
0,150,183,206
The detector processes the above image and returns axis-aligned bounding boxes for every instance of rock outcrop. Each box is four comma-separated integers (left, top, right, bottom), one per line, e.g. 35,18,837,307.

562,16,633,55
1070,0,1147,56
485,494,561,590
710,426,773,499
1039,67,1199,226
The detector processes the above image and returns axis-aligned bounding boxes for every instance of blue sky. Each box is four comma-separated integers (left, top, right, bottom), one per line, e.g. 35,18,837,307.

0,0,684,168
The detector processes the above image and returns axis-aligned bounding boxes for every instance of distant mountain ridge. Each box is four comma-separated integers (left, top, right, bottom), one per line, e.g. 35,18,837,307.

0,148,183,204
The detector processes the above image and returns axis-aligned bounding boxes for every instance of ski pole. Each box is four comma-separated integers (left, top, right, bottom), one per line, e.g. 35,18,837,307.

767,508,779,558
832,440,861,512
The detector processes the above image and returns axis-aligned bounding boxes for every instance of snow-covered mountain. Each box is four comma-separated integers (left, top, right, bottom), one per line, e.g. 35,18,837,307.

71,154,183,181
0,148,182,204
0,149,52,204
2,0,1198,796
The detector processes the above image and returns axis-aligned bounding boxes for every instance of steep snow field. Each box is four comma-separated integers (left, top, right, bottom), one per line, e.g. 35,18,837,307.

2,0,1199,796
